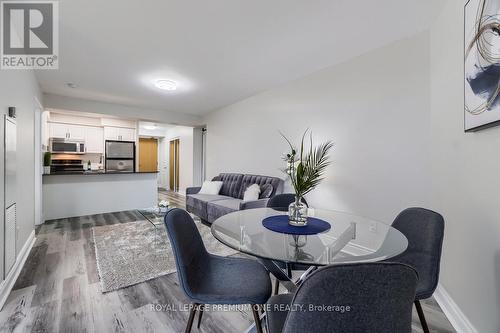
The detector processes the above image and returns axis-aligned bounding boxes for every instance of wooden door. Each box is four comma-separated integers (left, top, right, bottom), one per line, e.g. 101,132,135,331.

139,138,158,172
169,139,180,191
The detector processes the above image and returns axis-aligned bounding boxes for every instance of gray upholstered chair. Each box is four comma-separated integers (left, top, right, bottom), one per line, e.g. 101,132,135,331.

386,207,445,333
266,193,308,212
164,208,272,333
266,263,418,333
266,193,310,294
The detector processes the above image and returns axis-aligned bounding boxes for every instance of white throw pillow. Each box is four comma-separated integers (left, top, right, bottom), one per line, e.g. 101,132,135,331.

243,184,261,201
198,181,223,195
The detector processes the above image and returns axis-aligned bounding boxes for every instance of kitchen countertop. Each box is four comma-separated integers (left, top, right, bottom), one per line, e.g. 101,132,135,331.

43,171,159,176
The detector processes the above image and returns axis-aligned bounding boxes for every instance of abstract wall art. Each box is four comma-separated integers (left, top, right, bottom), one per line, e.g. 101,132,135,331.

465,0,500,132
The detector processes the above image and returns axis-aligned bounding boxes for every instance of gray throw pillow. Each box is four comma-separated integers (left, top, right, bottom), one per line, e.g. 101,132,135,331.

260,184,274,199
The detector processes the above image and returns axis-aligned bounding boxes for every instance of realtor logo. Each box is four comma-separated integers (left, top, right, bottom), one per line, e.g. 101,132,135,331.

1,0,58,69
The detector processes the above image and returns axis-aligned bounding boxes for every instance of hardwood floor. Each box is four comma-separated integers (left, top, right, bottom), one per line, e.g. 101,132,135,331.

0,190,455,333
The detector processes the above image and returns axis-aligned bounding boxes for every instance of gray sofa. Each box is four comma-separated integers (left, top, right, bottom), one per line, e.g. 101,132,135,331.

186,173,284,224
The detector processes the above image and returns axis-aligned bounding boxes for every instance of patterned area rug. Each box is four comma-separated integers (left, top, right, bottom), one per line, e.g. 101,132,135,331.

92,220,238,292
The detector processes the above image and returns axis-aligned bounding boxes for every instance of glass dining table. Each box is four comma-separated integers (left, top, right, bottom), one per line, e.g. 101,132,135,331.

211,207,408,333
211,207,408,291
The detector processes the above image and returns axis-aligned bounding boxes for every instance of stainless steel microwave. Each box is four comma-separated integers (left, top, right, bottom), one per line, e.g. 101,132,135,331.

49,138,85,154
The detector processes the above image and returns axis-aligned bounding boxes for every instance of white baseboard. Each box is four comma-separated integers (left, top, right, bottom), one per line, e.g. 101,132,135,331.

434,284,478,333
0,230,36,310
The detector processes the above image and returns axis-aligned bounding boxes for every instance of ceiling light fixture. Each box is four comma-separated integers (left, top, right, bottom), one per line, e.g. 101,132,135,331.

67,82,77,88
155,79,177,91
143,124,157,130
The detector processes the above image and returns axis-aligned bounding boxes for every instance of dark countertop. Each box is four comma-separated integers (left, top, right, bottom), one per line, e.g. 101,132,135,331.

43,171,159,176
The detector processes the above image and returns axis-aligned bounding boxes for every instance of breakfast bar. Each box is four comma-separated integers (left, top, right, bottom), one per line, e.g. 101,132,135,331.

42,171,158,221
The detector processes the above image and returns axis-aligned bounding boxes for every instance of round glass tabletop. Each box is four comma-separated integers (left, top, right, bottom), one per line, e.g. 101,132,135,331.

211,208,408,266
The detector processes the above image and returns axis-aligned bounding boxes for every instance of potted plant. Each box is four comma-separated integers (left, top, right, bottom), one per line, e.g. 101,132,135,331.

43,151,52,174
282,130,333,226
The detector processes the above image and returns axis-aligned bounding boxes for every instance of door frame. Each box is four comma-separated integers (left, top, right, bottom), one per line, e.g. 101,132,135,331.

169,138,180,192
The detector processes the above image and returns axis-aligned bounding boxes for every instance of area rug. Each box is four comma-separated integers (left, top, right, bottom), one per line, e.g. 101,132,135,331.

92,220,238,292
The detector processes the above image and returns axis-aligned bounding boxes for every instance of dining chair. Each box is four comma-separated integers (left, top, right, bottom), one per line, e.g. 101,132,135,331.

267,193,308,212
164,208,272,333
266,263,418,333
387,207,445,333
266,193,312,294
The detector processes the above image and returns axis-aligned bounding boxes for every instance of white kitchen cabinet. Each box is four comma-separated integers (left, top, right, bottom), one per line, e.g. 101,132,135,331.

104,126,136,142
49,123,86,140
49,123,67,139
67,125,86,140
85,127,104,153
119,127,136,141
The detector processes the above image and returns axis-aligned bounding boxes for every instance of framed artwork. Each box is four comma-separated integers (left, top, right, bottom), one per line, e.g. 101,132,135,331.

464,0,500,132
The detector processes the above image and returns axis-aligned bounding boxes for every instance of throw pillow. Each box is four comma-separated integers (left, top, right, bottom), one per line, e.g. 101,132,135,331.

259,184,274,199
243,184,261,201
198,181,223,195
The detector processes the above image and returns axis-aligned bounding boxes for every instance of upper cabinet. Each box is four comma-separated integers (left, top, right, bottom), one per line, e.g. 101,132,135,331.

104,126,136,142
49,123,67,139
85,127,104,153
49,123,86,140
119,127,136,141
67,125,85,140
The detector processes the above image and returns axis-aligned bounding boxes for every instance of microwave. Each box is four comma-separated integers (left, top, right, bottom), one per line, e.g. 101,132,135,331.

49,138,85,154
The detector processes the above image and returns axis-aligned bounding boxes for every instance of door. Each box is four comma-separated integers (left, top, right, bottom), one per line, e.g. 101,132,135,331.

85,127,104,153
34,98,43,226
139,138,158,172
169,139,180,191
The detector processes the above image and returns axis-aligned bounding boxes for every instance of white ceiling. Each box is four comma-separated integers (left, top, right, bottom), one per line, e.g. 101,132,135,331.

36,0,441,116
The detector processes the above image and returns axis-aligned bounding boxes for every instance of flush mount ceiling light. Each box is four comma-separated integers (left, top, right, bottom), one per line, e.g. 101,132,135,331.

66,82,78,88
155,79,177,91
143,124,157,130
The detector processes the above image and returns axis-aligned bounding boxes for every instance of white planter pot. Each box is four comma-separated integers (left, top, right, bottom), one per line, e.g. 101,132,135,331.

44,166,51,174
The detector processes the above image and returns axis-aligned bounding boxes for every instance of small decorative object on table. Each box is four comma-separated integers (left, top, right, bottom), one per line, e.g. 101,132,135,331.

43,151,51,174
158,200,170,213
282,129,333,226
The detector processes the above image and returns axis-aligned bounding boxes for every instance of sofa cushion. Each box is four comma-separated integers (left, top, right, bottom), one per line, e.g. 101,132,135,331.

243,184,261,201
260,184,274,199
198,181,223,195
214,173,243,198
186,194,232,220
207,198,242,222
238,174,283,199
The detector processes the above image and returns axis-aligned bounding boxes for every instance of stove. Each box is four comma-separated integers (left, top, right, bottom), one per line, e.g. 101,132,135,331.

51,159,84,174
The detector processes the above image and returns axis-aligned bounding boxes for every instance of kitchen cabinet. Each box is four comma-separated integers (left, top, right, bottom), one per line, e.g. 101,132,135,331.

119,127,136,141
49,123,67,139
67,125,85,140
85,127,104,153
104,126,136,142
49,123,86,140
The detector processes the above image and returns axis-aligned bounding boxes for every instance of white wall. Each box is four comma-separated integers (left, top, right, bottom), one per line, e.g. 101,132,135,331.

0,70,41,254
429,1,498,331
204,32,431,222
165,126,194,194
